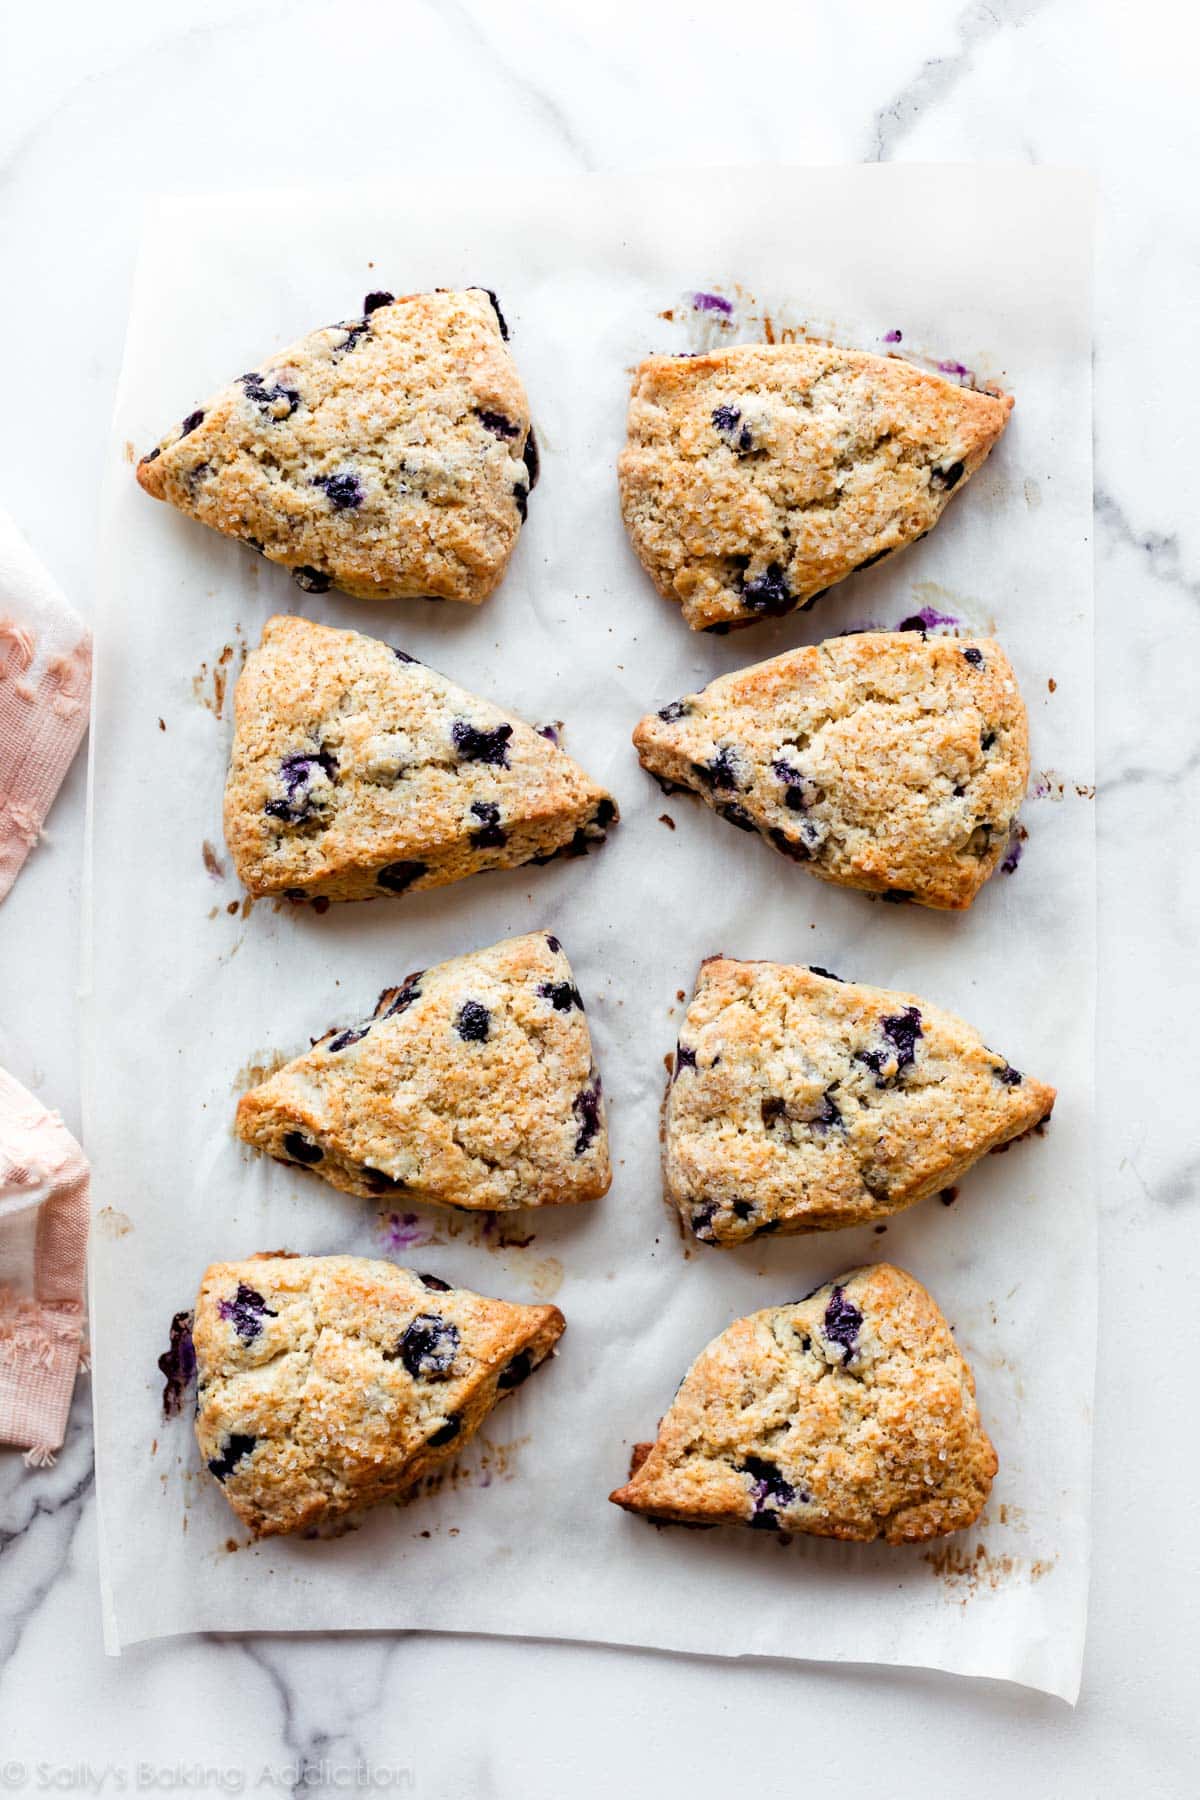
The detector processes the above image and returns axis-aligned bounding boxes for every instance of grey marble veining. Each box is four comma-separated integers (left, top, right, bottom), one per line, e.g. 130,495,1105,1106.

0,0,1196,1792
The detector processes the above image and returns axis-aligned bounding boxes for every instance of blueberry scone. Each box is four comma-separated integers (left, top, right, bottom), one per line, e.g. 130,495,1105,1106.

137,288,534,604
192,1253,564,1537
226,615,616,902
236,932,610,1211
634,631,1027,910
619,341,1011,632
667,957,1054,1245
610,1264,996,1543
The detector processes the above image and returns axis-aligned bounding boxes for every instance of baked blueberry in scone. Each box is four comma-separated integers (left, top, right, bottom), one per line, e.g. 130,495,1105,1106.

618,340,1011,631
193,1253,564,1537
236,932,611,1212
225,615,617,902
136,288,534,603
633,631,1027,910
610,1264,996,1543
666,957,1054,1244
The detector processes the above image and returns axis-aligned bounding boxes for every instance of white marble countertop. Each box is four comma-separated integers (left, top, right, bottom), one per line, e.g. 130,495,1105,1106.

1,1,1196,1791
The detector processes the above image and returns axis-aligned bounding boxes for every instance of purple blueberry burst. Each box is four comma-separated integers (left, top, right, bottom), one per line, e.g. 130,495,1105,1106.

573,1072,603,1155
856,1007,923,1086
932,460,966,492
823,1286,863,1363
469,800,507,849
739,562,792,616
455,1000,491,1043
693,744,744,792
157,1311,196,1418
376,860,427,894
314,470,364,511
264,748,337,825
673,1043,697,1080
327,1024,369,1054
363,290,394,314
181,410,205,436
292,566,331,593
741,1455,799,1528
283,1132,323,1166
208,1433,256,1482
378,979,423,1020
814,1086,842,1130
657,700,689,723
477,409,520,439
538,980,583,1013
772,759,814,811
522,427,540,489
241,372,300,418
711,405,754,451
498,1348,535,1390
217,1283,278,1343
451,719,513,766
962,646,984,667
689,1201,718,1242
394,1313,460,1380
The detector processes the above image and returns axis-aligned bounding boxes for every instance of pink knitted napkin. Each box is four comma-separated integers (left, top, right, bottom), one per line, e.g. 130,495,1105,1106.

0,510,91,1458
0,1068,89,1460
0,509,91,901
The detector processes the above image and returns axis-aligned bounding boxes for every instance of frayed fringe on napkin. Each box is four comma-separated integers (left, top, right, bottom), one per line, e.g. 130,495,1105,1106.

0,509,91,902
0,1069,90,1457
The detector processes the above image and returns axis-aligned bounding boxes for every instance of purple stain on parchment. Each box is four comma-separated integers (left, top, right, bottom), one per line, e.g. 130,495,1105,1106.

378,1210,430,1251
898,605,961,632
1001,828,1026,874
692,292,734,316
883,329,903,344
937,358,973,380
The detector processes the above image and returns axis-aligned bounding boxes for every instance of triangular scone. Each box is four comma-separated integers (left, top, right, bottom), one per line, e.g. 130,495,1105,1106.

610,1264,996,1544
236,932,610,1211
225,615,617,901
618,341,1011,631
634,631,1027,910
137,287,534,604
666,958,1054,1244
193,1254,564,1537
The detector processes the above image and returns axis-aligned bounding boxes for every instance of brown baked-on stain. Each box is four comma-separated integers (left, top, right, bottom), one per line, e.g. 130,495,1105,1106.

659,813,676,829
202,840,226,880
410,1433,531,1501
628,1441,654,1479
232,1050,290,1091
192,630,248,719
923,1540,1056,1597
1048,677,1057,693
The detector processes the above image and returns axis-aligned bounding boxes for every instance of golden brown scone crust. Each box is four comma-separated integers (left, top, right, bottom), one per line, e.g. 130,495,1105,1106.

235,932,610,1212
633,631,1028,909
618,341,1012,631
194,1253,564,1538
224,615,616,902
610,1264,996,1544
137,288,532,603
665,958,1055,1243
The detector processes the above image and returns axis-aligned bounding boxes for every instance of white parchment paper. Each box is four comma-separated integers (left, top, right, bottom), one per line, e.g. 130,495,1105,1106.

86,168,1094,1698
